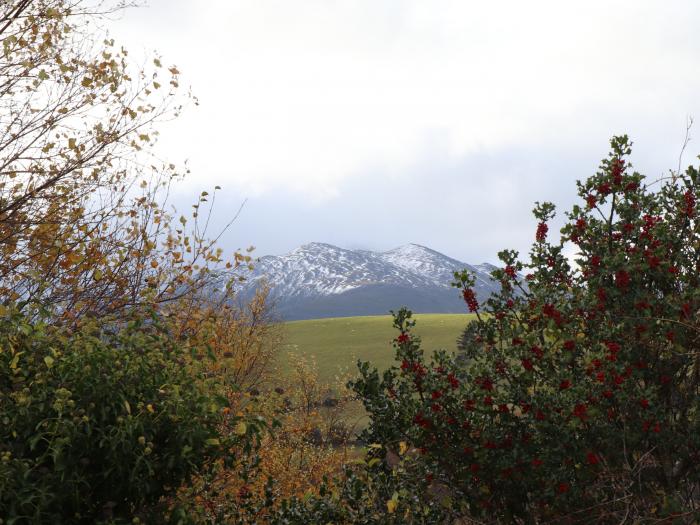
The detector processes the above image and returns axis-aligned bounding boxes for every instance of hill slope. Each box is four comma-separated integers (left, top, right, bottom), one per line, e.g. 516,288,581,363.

280,313,474,383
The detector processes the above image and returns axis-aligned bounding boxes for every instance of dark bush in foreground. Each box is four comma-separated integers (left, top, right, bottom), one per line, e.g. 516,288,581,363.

348,136,700,522
0,308,240,523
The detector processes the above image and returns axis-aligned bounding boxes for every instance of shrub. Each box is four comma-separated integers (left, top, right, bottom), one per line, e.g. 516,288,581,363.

266,460,449,525
172,353,361,523
0,306,254,524
351,136,700,522
200,456,450,525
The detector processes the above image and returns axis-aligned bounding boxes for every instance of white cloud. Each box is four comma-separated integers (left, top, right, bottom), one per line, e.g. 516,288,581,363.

106,1,700,262
111,0,700,203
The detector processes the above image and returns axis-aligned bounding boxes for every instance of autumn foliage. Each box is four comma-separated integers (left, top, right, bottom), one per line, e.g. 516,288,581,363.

0,0,248,325
0,1,277,522
0,2,356,523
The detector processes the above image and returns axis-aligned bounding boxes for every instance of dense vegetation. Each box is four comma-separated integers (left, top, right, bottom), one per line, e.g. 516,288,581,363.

0,308,248,523
346,136,700,522
2,1,700,523
0,1,271,522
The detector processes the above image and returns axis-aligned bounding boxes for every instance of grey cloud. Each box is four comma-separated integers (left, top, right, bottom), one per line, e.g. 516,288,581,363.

186,127,694,266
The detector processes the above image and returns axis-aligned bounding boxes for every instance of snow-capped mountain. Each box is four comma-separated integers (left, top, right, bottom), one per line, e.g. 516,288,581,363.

234,242,501,321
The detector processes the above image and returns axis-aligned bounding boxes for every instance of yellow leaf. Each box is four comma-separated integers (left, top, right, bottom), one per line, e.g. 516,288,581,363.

234,422,247,435
399,441,408,455
9,352,22,370
386,499,397,514
44,356,54,368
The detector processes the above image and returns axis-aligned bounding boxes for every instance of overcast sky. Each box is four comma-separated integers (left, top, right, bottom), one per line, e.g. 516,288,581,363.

111,1,700,263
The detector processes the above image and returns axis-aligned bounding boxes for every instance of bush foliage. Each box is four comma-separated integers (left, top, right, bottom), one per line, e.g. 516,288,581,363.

0,307,254,523
349,136,700,522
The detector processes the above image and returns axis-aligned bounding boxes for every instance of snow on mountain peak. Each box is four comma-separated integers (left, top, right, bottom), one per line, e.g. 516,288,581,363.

230,243,503,320
240,243,496,296
380,244,468,286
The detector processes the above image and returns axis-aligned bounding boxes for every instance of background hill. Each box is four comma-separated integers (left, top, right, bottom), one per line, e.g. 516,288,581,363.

235,243,499,320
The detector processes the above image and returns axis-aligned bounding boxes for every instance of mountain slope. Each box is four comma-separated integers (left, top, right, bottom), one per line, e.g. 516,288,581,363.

235,243,501,321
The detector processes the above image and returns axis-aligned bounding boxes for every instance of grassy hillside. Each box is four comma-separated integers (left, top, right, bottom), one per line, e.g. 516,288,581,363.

278,313,474,383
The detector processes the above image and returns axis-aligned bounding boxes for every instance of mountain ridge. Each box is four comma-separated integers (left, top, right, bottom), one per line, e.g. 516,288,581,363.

234,243,501,321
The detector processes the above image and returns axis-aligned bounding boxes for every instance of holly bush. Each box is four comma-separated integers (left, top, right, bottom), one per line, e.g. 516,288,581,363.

351,136,700,522
0,306,258,524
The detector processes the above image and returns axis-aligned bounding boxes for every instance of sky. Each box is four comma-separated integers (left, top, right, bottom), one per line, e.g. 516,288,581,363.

110,1,700,264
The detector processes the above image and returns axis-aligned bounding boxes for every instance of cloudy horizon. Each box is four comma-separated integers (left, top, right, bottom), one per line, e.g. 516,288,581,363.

111,1,700,264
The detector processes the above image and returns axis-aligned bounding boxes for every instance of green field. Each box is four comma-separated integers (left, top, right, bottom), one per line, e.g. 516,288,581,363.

278,313,475,383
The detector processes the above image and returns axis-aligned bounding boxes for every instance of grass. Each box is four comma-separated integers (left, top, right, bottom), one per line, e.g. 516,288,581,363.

278,313,475,384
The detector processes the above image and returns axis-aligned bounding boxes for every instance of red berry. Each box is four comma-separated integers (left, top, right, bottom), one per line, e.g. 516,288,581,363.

586,452,599,465
462,288,479,312
615,270,630,289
